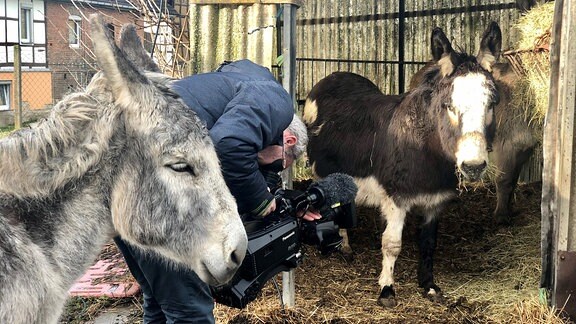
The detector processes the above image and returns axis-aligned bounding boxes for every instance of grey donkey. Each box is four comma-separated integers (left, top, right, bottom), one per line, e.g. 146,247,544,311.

0,14,247,324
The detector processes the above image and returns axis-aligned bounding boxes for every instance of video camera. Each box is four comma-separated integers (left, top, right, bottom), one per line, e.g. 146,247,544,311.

211,173,358,309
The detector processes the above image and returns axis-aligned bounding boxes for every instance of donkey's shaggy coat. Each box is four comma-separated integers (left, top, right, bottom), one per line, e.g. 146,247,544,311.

304,23,502,307
410,61,538,225
0,15,247,323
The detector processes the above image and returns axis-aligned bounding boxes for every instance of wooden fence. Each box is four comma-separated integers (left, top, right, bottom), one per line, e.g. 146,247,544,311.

294,0,522,104
185,1,540,181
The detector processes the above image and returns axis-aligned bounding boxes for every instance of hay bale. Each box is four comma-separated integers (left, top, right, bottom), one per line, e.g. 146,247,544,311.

504,2,555,124
507,49,550,124
515,2,555,51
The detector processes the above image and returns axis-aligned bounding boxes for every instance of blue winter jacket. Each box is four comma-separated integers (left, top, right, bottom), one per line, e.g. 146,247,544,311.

171,59,294,215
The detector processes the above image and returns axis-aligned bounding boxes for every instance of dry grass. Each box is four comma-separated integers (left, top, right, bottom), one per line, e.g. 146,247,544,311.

503,2,554,124
210,183,572,324
504,49,551,125
509,298,572,324
509,76,541,126
515,2,555,51
60,183,573,323
520,51,551,124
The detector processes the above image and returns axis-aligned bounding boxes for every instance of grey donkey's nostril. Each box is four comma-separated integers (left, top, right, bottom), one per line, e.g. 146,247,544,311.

230,248,244,267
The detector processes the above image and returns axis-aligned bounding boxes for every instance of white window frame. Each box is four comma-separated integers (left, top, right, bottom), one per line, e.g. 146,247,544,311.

68,15,81,48
0,82,11,111
20,5,33,44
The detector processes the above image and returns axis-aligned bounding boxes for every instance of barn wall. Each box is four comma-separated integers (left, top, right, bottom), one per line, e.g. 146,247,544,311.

184,1,542,182
295,0,522,102
185,1,523,105
295,1,541,182
187,2,279,74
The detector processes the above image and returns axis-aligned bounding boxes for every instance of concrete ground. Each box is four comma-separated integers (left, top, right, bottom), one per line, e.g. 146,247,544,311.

93,306,135,324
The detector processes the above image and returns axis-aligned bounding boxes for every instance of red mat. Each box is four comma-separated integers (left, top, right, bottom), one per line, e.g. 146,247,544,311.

69,244,140,298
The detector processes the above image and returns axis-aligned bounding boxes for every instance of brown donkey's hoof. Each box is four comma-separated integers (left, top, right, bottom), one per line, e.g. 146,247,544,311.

377,296,398,307
377,285,397,307
423,286,445,303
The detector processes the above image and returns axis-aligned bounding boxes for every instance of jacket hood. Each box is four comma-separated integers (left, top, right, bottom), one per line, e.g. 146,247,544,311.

217,59,276,81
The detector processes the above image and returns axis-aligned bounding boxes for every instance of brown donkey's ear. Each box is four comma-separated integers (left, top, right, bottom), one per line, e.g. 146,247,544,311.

477,21,502,72
431,27,456,77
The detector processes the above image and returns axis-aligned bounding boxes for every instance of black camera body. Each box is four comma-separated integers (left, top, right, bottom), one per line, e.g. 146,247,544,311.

212,174,357,309
211,216,302,309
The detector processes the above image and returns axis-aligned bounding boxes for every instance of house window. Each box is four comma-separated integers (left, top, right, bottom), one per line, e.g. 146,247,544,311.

68,16,81,47
0,83,10,111
20,6,33,43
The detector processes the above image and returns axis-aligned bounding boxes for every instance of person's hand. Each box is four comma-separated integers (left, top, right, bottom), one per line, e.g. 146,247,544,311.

297,209,322,221
261,199,277,217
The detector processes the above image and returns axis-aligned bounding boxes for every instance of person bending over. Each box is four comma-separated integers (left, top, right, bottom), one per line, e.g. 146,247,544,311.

114,59,317,324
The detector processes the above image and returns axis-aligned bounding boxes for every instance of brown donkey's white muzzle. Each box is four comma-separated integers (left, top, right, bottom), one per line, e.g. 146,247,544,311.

456,131,489,181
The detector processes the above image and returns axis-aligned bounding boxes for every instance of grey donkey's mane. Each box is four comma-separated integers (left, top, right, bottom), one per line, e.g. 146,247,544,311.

0,74,119,200
0,68,181,201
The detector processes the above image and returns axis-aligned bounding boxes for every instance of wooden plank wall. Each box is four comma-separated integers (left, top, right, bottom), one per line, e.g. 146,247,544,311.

540,0,576,317
295,0,521,101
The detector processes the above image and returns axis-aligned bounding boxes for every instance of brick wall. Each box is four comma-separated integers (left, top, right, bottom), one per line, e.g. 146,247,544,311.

45,1,142,102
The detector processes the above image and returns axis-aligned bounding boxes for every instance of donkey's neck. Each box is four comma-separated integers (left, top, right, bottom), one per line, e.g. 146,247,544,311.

0,89,121,200
389,90,435,147
0,180,115,323
0,84,124,287
387,91,459,189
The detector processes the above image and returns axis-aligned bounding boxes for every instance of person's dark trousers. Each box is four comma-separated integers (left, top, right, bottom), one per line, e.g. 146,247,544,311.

113,236,215,324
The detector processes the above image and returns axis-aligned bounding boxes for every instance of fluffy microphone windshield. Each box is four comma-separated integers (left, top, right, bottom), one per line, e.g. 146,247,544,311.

310,173,358,207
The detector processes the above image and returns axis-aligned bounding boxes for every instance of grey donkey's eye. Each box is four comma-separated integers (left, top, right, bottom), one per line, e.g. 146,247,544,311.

167,162,196,176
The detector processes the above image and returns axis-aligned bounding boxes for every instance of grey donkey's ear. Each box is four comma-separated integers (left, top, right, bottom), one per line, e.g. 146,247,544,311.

89,14,156,115
119,24,162,73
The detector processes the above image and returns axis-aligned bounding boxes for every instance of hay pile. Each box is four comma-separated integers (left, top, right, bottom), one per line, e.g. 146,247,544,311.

212,183,572,323
515,2,554,51
505,1,555,124
60,182,572,323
